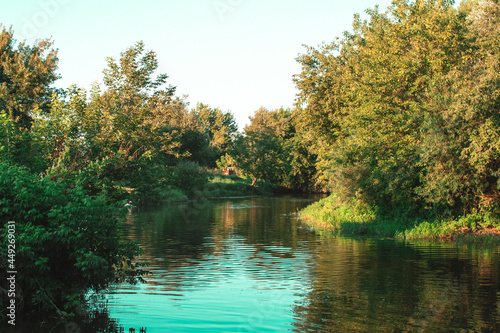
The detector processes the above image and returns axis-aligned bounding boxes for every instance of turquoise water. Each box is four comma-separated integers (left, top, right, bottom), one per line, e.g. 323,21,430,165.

106,196,320,332
107,236,312,332
103,196,500,332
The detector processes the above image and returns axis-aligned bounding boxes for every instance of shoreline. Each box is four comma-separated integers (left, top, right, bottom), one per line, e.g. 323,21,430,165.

299,196,500,244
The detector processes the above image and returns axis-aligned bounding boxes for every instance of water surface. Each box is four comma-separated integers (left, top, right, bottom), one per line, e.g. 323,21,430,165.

105,196,500,332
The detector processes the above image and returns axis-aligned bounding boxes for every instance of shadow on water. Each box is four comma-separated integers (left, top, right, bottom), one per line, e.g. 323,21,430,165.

1,289,152,333
291,238,500,332
3,302,146,333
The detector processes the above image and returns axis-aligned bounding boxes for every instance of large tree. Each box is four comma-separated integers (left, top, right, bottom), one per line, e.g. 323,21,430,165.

416,0,500,213
294,0,488,216
0,25,60,130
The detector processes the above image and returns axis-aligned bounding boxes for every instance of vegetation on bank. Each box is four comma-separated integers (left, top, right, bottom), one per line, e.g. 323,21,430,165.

301,195,500,243
0,162,146,322
297,0,500,240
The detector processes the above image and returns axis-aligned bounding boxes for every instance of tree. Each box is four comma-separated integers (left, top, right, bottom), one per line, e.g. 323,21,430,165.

0,25,60,130
294,0,476,212
417,0,500,213
286,111,319,191
90,41,177,161
233,107,293,186
194,102,238,166
0,26,61,169
31,86,87,168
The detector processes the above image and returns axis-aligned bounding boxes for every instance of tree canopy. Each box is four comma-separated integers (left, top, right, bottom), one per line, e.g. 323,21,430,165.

294,0,500,217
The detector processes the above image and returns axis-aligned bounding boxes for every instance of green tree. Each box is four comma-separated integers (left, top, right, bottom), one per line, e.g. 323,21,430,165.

294,0,476,215
0,26,61,170
286,111,319,191
194,102,238,166
233,107,293,186
417,0,500,213
31,86,87,168
90,41,177,163
0,25,60,130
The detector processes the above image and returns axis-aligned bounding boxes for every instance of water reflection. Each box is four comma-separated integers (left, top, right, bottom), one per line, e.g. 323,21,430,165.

293,238,500,332
105,196,500,332
108,196,320,332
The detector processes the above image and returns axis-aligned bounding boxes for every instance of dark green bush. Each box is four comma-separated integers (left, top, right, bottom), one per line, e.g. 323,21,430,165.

0,163,143,321
171,160,208,197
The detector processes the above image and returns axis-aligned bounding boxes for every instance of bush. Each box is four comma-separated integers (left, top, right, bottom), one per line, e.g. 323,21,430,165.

171,160,208,197
0,163,143,321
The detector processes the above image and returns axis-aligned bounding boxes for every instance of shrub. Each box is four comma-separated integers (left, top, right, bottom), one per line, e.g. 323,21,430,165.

0,163,143,321
171,160,208,197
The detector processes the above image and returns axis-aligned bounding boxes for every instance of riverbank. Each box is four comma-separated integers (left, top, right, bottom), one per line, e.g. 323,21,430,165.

300,194,500,244
123,173,293,207
199,174,281,198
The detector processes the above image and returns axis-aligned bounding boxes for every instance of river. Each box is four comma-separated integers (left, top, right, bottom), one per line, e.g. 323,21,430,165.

101,195,500,332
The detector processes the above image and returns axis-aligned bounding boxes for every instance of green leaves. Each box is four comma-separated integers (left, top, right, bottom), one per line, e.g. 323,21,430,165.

295,0,500,216
0,25,60,130
0,163,142,316
232,107,297,187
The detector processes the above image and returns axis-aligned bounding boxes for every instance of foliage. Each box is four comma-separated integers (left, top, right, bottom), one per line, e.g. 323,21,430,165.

416,0,500,214
0,111,46,171
0,163,143,319
295,0,500,222
31,87,87,170
200,175,258,197
232,107,294,186
216,153,236,170
194,103,238,166
171,160,209,197
127,162,188,206
0,25,60,130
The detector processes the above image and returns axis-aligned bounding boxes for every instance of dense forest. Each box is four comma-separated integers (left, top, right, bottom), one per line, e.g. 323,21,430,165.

297,0,500,238
0,0,499,323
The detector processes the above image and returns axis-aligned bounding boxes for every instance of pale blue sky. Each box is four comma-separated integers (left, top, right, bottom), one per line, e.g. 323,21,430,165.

0,0,392,129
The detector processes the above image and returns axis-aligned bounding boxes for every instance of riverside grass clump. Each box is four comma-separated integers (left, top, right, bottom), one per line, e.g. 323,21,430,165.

301,195,500,243
300,195,418,237
403,213,500,243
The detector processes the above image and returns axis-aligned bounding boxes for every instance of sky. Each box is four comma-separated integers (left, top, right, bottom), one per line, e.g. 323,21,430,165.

0,0,393,129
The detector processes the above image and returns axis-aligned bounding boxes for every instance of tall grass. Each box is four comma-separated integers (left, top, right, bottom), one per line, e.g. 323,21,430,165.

301,195,500,242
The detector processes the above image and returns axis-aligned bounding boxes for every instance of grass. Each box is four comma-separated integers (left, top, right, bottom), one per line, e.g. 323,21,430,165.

402,213,500,244
300,194,500,243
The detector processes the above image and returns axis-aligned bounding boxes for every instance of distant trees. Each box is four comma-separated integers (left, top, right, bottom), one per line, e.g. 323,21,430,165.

194,102,238,166
232,106,317,190
294,0,500,217
0,37,240,197
233,107,292,186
